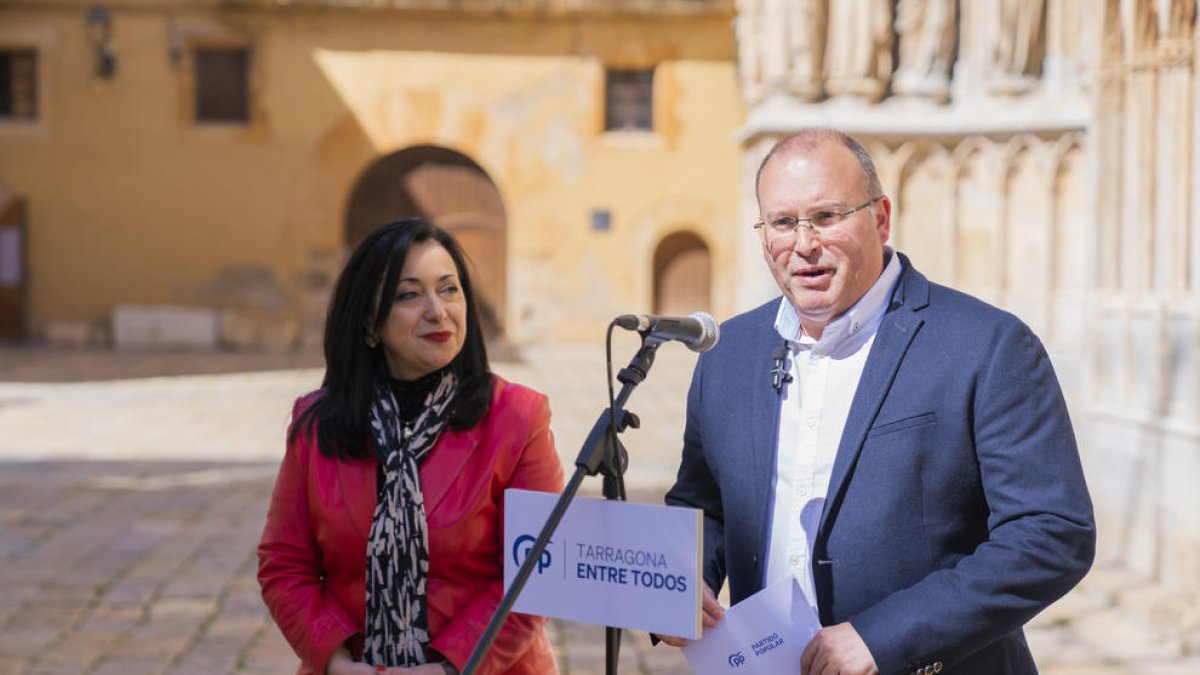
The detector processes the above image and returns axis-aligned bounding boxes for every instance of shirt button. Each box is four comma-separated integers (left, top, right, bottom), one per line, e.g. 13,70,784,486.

804,417,818,429
797,486,809,497
789,555,800,566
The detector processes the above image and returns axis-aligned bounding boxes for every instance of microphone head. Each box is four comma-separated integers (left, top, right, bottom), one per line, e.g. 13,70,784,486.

614,314,643,331
688,312,720,353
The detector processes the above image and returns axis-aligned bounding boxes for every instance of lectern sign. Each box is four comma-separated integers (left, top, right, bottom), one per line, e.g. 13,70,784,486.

503,489,703,639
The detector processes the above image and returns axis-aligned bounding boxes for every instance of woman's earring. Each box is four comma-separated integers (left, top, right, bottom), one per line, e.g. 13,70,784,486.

365,333,379,348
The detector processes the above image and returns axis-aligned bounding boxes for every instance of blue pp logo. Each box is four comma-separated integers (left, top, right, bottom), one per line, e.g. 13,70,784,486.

727,652,746,668
512,534,552,574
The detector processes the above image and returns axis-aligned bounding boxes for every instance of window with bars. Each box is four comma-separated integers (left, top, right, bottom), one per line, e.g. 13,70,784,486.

0,50,37,120
604,68,654,132
194,47,250,123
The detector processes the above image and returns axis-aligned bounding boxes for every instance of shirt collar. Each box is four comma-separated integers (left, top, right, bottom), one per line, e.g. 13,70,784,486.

774,246,901,351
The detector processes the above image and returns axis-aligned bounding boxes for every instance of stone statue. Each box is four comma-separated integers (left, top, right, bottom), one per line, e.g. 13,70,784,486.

784,0,826,100
737,0,826,102
824,0,894,100
759,0,792,89
993,0,1045,86
893,0,957,100
735,0,765,102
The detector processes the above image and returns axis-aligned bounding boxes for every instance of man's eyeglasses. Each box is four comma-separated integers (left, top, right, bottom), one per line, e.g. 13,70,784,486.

753,196,881,243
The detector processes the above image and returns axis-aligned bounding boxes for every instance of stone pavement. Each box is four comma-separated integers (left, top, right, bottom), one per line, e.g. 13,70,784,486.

1,342,1199,674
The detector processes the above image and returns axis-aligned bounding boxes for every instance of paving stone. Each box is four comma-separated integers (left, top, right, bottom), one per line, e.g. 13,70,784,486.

1036,662,1128,667
640,645,693,675
1073,606,1186,661
159,575,230,601
79,605,144,632
170,638,245,675
241,623,297,666
23,664,97,675
101,581,160,606
1026,624,1104,666
106,630,192,658
91,655,173,675
0,625,63,656
12,606,85,633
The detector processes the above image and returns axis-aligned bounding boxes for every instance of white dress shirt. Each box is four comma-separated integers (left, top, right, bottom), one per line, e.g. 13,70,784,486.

764,248,901,610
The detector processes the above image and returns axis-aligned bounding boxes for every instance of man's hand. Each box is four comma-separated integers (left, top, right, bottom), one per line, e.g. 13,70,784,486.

799,622,878,675
659,583,725,647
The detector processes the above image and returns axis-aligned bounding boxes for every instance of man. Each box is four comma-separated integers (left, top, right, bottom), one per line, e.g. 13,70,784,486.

661,129,1095,674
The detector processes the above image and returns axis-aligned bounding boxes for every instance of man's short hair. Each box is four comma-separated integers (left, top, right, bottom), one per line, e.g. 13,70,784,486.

754,128,884,203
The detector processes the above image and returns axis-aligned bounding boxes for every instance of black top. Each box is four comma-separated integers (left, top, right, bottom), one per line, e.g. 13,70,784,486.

388,366,451,423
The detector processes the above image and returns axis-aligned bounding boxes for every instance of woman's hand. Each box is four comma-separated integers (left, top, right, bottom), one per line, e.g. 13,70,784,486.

325,647,375,675
325,647,434,675
326,649,453,675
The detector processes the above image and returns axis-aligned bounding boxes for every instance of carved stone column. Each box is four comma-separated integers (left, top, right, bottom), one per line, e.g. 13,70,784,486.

1154,1,1195,291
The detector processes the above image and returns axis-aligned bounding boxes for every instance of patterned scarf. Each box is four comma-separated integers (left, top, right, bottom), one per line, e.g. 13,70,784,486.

363,369,457,667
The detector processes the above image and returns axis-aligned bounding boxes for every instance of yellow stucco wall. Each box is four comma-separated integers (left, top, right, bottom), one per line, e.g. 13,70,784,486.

0,3,742,345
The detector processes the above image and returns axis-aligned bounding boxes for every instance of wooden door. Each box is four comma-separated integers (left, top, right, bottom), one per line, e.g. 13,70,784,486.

653,231,711,316
0,198,26,341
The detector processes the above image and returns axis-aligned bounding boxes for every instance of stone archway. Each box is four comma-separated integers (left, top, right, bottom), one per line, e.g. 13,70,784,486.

653,231,711,316
345,146,508,338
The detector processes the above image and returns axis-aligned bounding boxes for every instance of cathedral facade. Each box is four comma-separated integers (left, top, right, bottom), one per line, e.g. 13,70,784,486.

734,0,1200,598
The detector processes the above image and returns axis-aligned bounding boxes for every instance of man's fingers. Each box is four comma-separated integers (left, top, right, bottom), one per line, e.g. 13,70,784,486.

800,636,816,670
701,583,725,622
662,583,724,642
798,624,877,675
659,634,690,648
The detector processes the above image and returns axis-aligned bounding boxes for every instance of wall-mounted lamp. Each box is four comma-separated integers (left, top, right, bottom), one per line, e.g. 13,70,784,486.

85,6,117,80
166,21,184,68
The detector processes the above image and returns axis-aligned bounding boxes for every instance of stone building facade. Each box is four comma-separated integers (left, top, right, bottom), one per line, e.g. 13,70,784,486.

734,0,1200,600
0,0,742,348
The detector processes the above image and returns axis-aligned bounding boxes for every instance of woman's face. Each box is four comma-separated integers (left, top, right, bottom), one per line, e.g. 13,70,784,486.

375,240,468,380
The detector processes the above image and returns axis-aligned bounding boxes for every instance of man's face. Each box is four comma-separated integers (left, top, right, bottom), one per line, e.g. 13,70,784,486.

757,141,891,338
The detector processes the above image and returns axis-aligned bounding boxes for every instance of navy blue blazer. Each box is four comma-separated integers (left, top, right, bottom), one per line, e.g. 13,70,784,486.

665,255,1095,674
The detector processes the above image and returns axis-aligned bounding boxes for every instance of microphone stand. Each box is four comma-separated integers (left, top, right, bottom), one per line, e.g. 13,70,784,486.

460,337,664,675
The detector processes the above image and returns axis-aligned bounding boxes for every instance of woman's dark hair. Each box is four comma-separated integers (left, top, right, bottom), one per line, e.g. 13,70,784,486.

290,217,492,460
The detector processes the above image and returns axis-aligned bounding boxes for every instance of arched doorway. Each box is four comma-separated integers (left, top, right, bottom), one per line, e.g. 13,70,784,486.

345,146,507,338
0,193,26,342
653,231,711,316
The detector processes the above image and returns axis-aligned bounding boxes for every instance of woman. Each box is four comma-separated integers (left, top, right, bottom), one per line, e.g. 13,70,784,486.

258,218,564,675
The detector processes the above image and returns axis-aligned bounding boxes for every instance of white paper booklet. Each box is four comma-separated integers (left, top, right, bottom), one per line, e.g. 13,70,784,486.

682,576,821,674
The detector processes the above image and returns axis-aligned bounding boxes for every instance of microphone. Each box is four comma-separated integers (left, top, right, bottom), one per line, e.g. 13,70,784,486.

770,345,793,392
614,312,720,353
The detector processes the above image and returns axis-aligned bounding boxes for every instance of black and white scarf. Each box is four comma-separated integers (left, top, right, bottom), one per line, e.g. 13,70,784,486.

363,369,457,667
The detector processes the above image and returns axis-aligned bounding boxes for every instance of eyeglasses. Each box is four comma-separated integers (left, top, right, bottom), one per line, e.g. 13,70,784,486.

753,196,881,244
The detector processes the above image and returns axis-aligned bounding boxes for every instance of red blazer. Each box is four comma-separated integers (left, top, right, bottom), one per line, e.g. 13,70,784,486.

258,376,565,675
